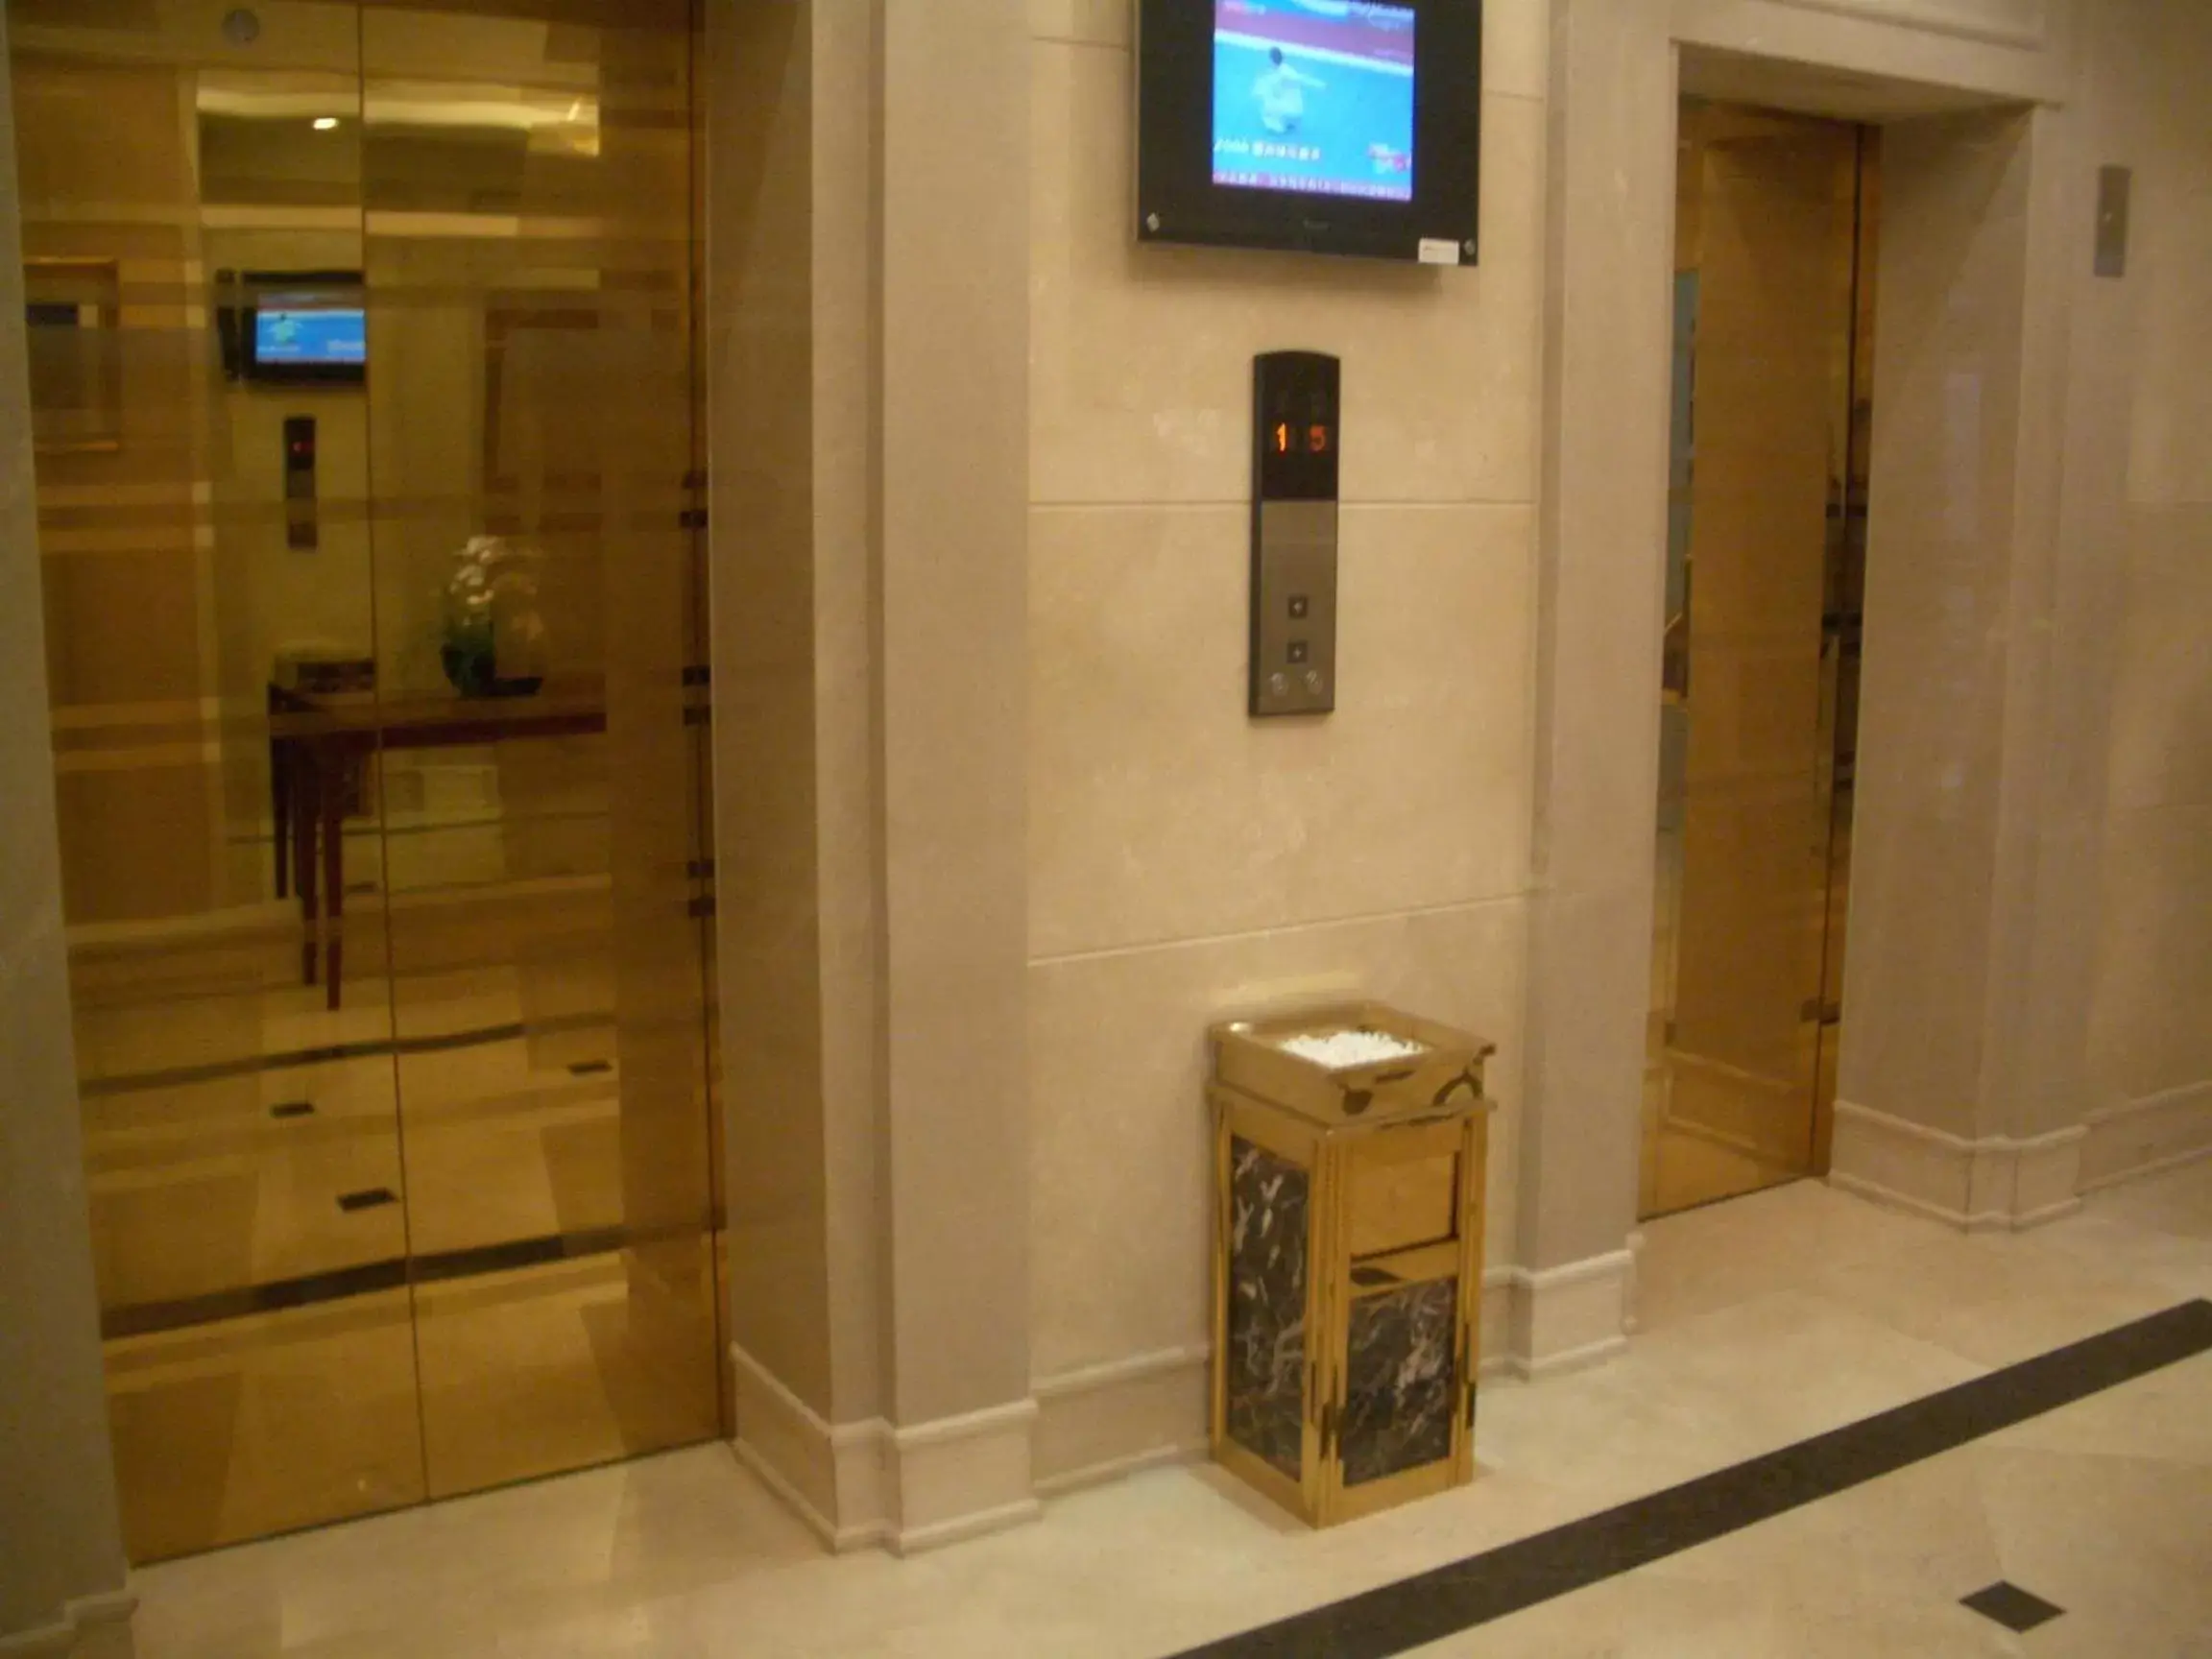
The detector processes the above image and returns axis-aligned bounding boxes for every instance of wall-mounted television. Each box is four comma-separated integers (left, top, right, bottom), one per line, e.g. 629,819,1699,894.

1137,0,1482,264
218,270,367,385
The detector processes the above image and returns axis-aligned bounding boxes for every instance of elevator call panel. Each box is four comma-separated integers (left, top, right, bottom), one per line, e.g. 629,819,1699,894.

1250,350,1339,717
283,415,318,551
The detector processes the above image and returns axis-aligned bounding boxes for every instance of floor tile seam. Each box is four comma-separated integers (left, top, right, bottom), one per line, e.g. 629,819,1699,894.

1626,1282,2004,1382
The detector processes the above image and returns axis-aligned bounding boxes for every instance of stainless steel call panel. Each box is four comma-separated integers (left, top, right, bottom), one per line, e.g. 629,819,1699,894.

1250,350,1338,718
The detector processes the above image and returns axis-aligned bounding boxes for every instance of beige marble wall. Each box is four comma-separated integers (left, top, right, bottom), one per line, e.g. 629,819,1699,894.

0,12,133,1646
1024,0,1551,1404
2077,0,2212,1182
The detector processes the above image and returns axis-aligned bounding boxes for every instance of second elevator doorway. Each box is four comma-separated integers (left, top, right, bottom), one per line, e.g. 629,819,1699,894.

1641,100,1876,1220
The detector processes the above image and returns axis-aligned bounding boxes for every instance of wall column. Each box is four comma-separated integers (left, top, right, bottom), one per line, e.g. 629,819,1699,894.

711,0,1035,1555
0,14,136,1654
871,0,1037,1551
1830,106,2101,1230
1516,0,1676,1372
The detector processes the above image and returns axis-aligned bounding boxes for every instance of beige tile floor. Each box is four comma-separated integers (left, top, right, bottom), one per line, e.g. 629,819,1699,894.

123,1161,2212,1658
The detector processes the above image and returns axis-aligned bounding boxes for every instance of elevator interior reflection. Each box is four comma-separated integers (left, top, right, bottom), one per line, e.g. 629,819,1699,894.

1641,100,1874,1220
11,0,721,1561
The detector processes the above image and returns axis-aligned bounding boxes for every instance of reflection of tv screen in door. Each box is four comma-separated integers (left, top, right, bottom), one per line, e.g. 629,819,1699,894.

1212,0,1416,204
225,270,367,385
254,305,366,368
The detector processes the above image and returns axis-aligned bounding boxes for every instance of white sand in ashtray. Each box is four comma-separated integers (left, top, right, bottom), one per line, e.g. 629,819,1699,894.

1278,1029,1429,1070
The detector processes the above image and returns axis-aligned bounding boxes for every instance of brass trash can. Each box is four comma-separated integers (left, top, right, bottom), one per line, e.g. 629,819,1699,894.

1208,1002,1496,1527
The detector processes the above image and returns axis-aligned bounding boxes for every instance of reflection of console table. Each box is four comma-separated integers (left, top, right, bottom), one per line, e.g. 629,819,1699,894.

268,683,606,1009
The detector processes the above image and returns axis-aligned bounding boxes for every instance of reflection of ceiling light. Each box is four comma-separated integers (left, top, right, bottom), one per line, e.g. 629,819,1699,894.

312,116,338,131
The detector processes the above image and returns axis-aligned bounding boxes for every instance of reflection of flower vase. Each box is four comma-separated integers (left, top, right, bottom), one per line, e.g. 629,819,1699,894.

440,615,496,698
441,536,546,698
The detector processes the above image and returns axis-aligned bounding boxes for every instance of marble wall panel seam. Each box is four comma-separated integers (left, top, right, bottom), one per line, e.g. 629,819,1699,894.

1025,893,1533,969
1748,0,2049,51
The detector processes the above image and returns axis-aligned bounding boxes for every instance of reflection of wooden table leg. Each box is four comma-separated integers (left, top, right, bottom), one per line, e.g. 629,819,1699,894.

271,734,290,901
322,757,345,1010
294,746,320,988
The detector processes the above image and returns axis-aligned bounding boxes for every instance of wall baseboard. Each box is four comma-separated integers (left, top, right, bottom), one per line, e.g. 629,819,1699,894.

2080,1081,2212,1192
735,1247,1642,1549
729,1342,1040,1555
1501,1248,1638,1379
885,1397,1041,1556
0,1589,136,1659
1032,1439,1205,1500
1829,1099,2084,1232
1031,1343,1210,1495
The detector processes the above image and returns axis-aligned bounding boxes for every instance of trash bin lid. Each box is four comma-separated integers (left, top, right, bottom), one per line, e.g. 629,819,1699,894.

1210,1001,1495,1129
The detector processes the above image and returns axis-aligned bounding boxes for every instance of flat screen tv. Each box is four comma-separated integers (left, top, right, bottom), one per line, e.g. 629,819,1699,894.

1137,0,1481,264
220,271,367,385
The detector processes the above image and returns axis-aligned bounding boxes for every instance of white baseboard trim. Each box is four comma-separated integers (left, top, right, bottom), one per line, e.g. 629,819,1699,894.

729,1435,858,1551
1033,1439,1205,1500
1512,1333,1632,1379
1829,1099,2085,1232
2079,1137,2212,1194
1622,1231,1647,1335
2080,1081,2212,1192
892,1497,1045,1555
729,1340,890,1551
0,1589,136,1658
737,1248,1640,1540
1031,1343,1210,1495
730,1342,1040,1556
1500,1248,1637,1380
885,1395,1041,1556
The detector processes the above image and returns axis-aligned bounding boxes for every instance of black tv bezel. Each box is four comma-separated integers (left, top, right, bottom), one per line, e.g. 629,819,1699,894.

1137,0,1482,264
223,270,368,386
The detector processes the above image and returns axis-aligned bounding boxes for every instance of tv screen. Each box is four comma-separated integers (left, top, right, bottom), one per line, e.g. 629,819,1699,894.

1212,0,1416,204
253,306,366,368
1138,0,1480,264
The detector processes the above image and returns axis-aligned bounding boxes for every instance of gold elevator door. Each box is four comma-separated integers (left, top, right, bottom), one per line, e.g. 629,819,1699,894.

1642,101,1875,1220
9,0,721,1560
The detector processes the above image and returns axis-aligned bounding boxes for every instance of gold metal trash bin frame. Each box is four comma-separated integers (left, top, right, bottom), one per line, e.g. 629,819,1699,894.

1208,1002,1496,1527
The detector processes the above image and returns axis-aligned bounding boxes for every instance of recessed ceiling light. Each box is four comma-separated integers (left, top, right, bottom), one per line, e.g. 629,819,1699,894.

312,116,338,131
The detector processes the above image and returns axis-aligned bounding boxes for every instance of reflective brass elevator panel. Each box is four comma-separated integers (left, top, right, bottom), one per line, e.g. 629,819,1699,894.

1642,102,1875,1220
8,0,719,1560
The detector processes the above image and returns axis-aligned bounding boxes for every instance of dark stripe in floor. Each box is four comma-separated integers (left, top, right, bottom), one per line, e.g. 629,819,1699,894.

81,1009,613,1096
1171,1299,2212,1659
99,1219,697,1339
